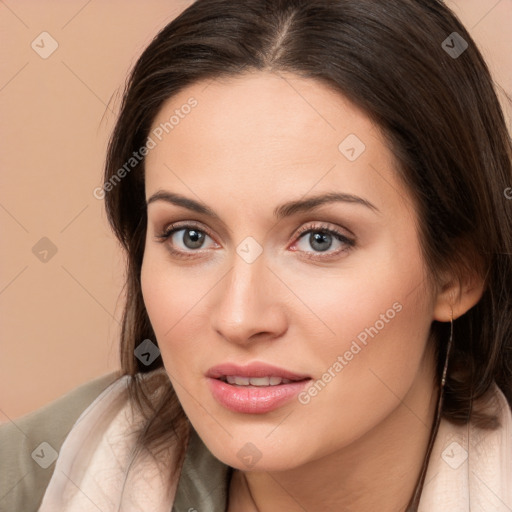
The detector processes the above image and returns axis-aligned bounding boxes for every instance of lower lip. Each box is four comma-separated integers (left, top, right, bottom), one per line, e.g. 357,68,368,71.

207,377,311,414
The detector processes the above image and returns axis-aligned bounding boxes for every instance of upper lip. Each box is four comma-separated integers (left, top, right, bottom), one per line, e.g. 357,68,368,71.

206,362,311,381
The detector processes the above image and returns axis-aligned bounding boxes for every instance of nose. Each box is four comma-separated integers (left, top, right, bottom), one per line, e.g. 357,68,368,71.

210,250,288,346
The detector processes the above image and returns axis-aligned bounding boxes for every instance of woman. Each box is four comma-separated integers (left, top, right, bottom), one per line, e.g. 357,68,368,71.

38,0,512,510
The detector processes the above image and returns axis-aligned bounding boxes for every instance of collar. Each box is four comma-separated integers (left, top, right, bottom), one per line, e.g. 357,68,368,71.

38,375,512,511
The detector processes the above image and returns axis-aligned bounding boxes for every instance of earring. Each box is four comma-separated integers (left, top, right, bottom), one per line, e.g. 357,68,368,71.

441,307,454,389
405,307,454,511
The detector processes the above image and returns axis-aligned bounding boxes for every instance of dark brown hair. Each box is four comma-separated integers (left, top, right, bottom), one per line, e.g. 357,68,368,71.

103,0,512,507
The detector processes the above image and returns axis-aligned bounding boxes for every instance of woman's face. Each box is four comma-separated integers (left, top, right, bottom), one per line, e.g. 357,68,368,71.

141,71,439,471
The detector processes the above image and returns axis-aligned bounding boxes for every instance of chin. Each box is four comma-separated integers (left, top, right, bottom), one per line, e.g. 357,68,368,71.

197,429,314,472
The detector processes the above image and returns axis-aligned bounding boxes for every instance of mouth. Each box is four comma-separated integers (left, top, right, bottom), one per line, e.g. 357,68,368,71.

216,375,310,386
206,363,312,413
206,361,311,382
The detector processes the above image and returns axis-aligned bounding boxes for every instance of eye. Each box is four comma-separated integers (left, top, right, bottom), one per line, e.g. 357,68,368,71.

155,221,356,261
291,223,355,260
155,222,218,258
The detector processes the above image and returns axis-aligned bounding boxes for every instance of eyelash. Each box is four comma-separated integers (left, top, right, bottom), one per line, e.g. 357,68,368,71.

155,221,356,261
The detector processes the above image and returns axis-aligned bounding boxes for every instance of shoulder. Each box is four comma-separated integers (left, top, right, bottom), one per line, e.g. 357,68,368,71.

0,371,120,512
419,382,512,511
37,369,186,512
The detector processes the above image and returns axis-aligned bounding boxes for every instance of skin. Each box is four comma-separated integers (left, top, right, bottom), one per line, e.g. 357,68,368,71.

141,71,484,511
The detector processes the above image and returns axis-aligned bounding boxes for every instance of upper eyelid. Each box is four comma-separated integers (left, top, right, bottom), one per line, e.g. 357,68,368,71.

157,220,347,236
157,219,220,240
158,221,354,248
292,225,355,250
159,221,216,240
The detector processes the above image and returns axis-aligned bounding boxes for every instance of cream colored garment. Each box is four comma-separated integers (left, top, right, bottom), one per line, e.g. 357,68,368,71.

419,383,512,511
39,373,512,511
38,373,181,512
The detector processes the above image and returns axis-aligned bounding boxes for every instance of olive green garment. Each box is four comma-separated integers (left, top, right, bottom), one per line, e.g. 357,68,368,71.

0,373,233,512
0,372,119,512
171,426,233,512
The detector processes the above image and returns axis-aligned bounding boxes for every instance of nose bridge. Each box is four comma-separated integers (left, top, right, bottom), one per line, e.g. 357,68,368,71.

221,248,267,322
211,244,287,344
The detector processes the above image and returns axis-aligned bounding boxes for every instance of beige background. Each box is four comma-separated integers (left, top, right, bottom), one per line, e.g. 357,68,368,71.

0,0,511,422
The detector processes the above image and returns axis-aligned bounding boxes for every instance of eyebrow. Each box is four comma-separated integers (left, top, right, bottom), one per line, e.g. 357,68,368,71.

146,190,380,219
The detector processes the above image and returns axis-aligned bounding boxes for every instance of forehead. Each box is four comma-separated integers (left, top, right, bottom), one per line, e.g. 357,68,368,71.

144,70,410,217
147,70,379,159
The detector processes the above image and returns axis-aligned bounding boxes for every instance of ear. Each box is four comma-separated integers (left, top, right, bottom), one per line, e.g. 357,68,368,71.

432,268,485,322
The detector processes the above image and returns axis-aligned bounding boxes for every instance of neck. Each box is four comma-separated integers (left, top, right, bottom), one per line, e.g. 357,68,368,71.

228,367,439,512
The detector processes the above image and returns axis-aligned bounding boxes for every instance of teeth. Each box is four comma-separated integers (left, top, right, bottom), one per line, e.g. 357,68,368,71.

231,376,250,385
224,376,293,386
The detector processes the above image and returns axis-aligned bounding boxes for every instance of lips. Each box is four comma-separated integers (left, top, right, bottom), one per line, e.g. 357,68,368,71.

206,362,312,413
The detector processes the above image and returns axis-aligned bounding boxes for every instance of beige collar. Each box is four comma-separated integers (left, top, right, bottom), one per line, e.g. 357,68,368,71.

38,375,512,511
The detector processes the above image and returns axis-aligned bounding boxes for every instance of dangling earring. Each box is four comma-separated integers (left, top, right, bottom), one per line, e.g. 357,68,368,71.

441,307,454,390
406,307,454,511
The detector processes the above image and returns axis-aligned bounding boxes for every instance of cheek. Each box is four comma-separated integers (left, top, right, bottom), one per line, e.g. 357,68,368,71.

287,241,435,444
140,248,215,369
277,229,432,362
